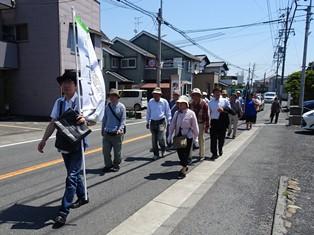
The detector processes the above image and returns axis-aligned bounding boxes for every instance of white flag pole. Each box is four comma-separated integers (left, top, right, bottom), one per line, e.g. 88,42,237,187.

72,7,88,201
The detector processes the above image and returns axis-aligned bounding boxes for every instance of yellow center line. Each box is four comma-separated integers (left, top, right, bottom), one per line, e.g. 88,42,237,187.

0,124,43,131
0,133,151,181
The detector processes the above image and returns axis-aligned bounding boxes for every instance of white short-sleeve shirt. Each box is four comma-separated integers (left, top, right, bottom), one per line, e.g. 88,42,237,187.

50,93,78,120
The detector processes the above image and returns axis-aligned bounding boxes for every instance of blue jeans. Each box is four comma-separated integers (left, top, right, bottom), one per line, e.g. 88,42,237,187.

59,150,86,217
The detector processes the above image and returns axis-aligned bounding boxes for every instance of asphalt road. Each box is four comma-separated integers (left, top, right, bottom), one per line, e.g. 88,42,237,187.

0,104,313,235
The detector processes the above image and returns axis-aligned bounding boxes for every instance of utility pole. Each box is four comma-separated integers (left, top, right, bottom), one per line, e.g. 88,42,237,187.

279,6,290,102
274,47,282,94
134,16,143,34
263,72,266,93
299,0,312,115
156,0,163,87
251,63,255,93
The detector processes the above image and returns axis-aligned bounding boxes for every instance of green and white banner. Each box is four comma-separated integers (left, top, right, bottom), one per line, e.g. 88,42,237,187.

75,15,106,121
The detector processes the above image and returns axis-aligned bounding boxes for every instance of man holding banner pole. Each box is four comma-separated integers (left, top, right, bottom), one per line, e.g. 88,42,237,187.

37,8,106,228
37,71,90,228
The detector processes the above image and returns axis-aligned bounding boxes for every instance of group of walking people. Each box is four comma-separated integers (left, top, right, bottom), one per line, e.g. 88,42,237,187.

37,70,279,228
146,87,242,179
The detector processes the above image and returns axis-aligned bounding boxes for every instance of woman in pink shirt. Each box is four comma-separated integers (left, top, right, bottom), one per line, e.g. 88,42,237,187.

168,96,199,178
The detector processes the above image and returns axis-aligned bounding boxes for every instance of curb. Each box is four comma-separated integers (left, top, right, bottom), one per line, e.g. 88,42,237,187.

272,176,289,235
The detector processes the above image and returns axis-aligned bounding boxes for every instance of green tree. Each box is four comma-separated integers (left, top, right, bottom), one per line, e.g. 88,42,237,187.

285,69,314,104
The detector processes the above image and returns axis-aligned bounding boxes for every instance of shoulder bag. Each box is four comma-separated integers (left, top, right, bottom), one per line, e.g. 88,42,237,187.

55,100,91,152
172,112,188,149
108,103,126,134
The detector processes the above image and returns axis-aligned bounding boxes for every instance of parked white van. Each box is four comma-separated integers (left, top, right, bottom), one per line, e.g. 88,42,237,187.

119,89,147,111
264,92,277,103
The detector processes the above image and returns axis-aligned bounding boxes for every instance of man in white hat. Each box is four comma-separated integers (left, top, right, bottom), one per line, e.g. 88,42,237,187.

146,87,171,160
190,88,210,160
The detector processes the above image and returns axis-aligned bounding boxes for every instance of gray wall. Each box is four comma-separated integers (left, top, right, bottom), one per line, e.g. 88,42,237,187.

0,0,102,116
132,34,194,82
111,41,145,84
1,0,60,116
59,0,102,73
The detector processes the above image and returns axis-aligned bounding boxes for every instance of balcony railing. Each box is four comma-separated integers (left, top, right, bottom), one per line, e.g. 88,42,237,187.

0,40,18,69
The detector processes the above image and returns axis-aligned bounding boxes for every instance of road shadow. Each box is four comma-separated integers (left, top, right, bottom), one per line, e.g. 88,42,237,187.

124,156,152,162
0,204,58,230
161,160,180,167
145,171,179,180
294,130,314,135
85,168,104,176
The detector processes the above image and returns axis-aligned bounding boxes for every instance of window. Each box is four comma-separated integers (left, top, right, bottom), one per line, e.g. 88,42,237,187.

2,25,15,41
69,24,78,53
111,58,119,68
187,61,191,72
16,24,28,41
121,58,136,69
2,24,28,42
120,91,139,98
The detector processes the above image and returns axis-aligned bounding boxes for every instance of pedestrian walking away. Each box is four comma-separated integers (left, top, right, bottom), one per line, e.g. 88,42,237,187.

168,96,199,178
166,89,180,149
227,94,243,138
208,87,231,160
102,88,126,173
236,90,244,119
146,87,171,160
202,92,210,103
270,96,281,124
37,70,89,228
244,93,259,130
190,88,210,160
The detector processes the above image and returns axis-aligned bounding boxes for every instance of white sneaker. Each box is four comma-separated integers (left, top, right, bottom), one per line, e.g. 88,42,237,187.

152,155,159,160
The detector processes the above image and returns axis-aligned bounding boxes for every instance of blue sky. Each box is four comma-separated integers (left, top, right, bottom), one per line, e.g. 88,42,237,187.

100,0,313,81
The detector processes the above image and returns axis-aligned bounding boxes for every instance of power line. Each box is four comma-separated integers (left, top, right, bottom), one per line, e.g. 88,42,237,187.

113,0,249,71
266,0,276,50
183,19,283,33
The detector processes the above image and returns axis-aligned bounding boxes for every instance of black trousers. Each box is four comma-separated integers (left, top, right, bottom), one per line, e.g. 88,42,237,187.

270,112,279,123
210,119,226,156
177,138,193,167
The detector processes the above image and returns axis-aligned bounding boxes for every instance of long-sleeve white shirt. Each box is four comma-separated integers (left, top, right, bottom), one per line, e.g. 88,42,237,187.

146,98,171,124
208,97,231,120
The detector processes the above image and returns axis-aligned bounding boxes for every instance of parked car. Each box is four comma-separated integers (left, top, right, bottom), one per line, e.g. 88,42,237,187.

302,110,314,130
255,94,264,111
119,89,147,111
264,92,277,103
303,100,314,113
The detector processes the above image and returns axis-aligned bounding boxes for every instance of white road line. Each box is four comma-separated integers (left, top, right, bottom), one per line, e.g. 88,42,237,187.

0,120,146,149
0,124,43,131
107,127,260,235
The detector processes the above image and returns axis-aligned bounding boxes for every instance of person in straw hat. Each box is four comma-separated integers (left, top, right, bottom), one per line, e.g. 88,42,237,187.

168,95,199,178
189,88,210,161
146,87,171,160
102,88,126,173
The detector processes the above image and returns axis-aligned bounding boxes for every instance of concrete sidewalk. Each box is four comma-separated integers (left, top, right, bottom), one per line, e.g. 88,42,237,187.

168,119,314,234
